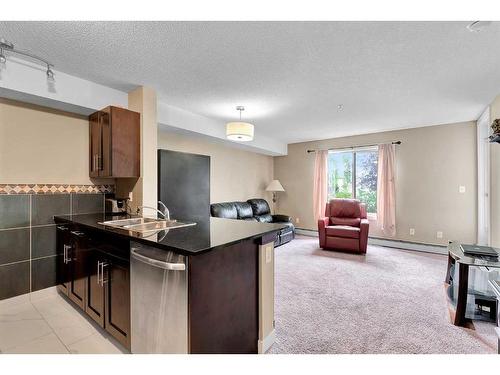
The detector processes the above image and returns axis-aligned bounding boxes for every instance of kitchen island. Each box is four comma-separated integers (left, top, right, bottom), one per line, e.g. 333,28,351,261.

54,213,284,354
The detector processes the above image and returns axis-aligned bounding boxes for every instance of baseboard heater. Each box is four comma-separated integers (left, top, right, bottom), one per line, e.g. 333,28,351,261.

295,228,447,255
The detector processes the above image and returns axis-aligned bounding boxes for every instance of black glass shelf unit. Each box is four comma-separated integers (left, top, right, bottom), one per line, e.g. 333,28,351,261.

446,280,497,323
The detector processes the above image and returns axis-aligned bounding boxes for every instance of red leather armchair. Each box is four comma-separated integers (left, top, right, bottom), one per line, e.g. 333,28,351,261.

318,198,369,254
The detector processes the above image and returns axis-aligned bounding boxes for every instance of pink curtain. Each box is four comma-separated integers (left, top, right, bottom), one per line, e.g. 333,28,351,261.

313,150,328,220
377,144,396,237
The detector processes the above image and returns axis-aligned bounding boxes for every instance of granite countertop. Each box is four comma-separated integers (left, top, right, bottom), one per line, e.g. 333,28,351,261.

54,213,285,256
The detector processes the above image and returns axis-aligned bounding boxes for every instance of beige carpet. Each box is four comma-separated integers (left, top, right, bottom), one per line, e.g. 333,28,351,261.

269,235,497,354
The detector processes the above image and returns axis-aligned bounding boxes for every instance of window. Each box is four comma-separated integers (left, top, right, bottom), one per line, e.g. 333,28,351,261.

327,147,378,215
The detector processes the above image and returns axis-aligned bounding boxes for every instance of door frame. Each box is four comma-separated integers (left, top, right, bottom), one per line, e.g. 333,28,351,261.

477,107,491,245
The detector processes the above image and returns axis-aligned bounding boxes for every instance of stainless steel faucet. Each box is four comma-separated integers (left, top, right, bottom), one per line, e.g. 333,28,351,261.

157,201,170,221
137,201,170,220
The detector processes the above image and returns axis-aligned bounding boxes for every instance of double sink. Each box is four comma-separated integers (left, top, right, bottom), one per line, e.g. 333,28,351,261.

99,217,196,234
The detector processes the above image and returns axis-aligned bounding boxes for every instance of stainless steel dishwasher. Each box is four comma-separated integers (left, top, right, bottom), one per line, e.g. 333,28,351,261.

130,241,188,353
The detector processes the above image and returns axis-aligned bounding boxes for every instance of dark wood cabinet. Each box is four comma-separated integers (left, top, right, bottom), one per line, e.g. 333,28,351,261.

55,224,131,350
89,112,101,178
89,106,140,178
188,241,259,353
104,255,131,349
56,227,87,310
67,230,88,310
85,250,131,349
56,225,71,295
85,249,105,327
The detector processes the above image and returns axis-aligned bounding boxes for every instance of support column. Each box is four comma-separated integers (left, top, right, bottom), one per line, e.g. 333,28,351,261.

115,86,157,212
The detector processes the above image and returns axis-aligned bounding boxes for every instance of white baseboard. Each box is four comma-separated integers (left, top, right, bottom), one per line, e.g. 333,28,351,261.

295,228,318,237
258,329,276,354
295,228,447,255
368,237,447,255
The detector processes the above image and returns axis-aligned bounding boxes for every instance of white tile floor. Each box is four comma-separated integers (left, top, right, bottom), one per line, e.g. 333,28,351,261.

0,288,128,354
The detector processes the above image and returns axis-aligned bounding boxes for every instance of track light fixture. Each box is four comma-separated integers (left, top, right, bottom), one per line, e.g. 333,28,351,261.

0,49,6,65
466,21,491,33
46,65,55,82
0,37,55,82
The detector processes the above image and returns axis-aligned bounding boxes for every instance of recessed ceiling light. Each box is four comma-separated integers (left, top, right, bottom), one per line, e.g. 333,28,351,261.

467,21,491,33
337,104,343,111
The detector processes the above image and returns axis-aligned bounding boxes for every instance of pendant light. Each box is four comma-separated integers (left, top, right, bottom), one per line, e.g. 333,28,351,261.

226,106,254,142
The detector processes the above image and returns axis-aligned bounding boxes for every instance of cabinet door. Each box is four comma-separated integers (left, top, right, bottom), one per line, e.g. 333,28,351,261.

99,111,112,177
85,249,105,327
56,225,71,295
104,255,131,349
109,107,140,177
89,112,101,178
67,231,87,310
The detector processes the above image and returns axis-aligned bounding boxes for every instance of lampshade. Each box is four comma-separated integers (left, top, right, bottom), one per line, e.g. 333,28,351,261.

266,180,285,192
226,121,254,142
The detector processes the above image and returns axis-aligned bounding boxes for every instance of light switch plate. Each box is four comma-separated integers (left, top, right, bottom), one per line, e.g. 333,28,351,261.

437,231,443,239
409,228,415,236
295,217,300,224
459,186,466,193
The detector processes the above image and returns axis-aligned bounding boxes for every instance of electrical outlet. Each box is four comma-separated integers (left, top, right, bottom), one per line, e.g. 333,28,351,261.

295,217,300,224
128,192,133,202
409,228,415,236
437,231,443,239
459,186,466,193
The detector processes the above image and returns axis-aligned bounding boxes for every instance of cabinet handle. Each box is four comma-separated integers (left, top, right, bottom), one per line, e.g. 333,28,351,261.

63,244,72,264
97,261,101,286
70,231,85,237
131,247,186,271
101,262,109,285
57,226,68,231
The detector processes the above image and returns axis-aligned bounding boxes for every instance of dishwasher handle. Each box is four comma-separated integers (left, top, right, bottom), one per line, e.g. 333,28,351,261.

131,247,186,271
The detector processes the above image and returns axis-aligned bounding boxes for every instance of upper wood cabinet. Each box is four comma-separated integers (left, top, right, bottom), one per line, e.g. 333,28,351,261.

89,106,140,178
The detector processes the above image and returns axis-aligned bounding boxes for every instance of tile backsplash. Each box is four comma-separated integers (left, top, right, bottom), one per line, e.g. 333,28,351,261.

0,191,108,300
0,184,113,195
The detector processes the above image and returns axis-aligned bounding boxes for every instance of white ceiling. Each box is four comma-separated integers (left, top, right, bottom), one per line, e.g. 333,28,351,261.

1,21,500,144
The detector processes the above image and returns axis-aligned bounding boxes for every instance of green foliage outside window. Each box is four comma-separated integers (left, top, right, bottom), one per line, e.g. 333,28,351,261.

327,149,378,214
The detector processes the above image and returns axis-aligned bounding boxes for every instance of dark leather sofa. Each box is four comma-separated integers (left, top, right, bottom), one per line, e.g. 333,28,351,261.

210,198,295,247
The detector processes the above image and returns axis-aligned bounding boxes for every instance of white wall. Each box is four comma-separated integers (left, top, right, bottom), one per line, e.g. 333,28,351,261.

274,121,477,246
157,128,274,203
